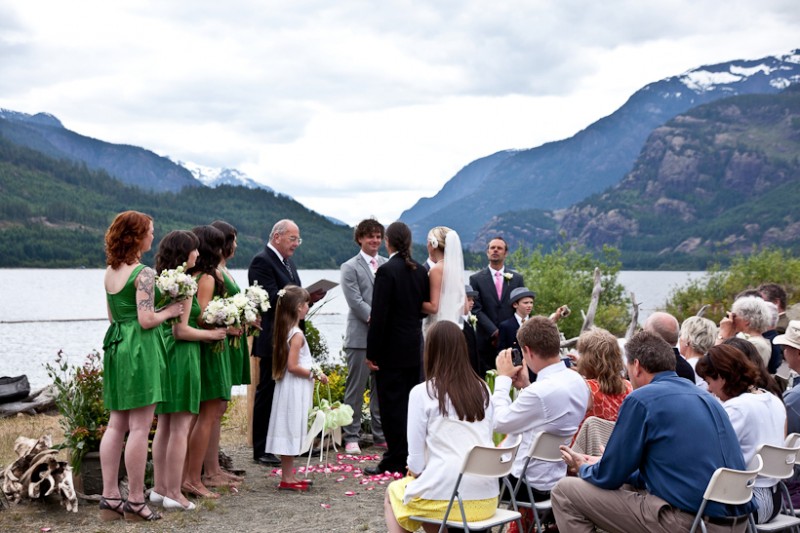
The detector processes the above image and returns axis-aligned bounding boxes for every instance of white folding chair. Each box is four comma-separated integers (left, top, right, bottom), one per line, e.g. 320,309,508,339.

410,438,524,533
689,454,761,533
751,440,800,533
504,431,564,533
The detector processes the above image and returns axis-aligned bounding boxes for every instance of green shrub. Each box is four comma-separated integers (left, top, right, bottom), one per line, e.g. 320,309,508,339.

665,248,800,324
507,242,630,337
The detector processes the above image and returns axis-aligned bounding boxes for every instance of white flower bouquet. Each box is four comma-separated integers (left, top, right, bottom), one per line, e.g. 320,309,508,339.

202,296,240,352
243,282,271,338
155,263,197,324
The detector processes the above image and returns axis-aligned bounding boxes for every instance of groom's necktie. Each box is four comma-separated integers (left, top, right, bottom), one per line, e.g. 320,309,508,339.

494,271,503,300
283,258,294,281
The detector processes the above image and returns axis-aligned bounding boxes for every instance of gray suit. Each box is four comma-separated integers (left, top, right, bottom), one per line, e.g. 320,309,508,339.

341,253,386,444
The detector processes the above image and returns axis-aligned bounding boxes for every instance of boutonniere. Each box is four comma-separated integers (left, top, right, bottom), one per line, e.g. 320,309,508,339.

468,314,477,327
503,272,513,281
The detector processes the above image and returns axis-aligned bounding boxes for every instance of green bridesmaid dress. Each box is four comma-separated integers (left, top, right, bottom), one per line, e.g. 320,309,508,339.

156,293,202,415
221,269,251,387
197,274,232,402
103,264,168,410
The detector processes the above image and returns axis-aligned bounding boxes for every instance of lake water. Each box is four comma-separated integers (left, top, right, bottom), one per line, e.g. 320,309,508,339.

0,269,706,391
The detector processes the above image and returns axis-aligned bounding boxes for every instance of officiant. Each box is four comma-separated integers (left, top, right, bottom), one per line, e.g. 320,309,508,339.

248,219,325,466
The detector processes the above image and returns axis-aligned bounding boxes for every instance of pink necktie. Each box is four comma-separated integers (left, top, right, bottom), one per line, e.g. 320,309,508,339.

370,257,377,274
495,271,503,300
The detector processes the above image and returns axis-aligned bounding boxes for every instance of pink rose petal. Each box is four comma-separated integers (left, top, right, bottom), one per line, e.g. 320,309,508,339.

321,503,331,509
344,491,356,496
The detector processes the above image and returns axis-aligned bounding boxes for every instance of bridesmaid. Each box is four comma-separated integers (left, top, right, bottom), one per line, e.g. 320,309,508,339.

184,225,233,499
98,211,183,522
201,220,249,487
150,230,227,511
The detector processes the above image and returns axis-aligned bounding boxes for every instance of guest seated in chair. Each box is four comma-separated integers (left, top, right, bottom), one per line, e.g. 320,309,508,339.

385,321,498,533
492,316,590,503
696,344,787,524
571,327,632,445
553,331,756,533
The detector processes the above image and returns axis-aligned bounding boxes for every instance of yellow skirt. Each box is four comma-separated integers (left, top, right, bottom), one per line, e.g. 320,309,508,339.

388,476,498,531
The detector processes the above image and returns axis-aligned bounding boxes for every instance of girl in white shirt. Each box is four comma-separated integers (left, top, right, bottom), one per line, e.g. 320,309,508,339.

696,344,787,524
385,321,498,533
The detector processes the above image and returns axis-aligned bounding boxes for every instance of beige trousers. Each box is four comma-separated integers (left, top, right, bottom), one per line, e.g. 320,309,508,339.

551,477,748,533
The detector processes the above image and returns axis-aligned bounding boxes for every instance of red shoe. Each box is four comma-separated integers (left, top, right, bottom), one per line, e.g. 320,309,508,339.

278,481,309,492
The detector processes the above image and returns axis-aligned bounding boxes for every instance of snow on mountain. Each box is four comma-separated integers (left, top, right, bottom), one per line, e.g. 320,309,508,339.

174,159,273,192
677,50,800,93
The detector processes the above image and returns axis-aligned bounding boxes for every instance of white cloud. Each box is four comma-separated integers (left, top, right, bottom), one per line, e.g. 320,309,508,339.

0,0,798,225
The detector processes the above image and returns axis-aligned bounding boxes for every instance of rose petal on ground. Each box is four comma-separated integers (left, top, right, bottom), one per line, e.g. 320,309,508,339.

321,503,331,509
336,476,346,482
344,491,356,496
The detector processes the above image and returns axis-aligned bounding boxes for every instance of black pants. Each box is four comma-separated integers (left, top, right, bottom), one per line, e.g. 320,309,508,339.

252,355,275,459
374,365,421,472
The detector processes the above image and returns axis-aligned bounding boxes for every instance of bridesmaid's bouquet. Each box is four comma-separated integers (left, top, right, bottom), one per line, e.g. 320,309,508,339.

202,296,240,353
228,293,252,349
243,282,271,338
155,263,197,325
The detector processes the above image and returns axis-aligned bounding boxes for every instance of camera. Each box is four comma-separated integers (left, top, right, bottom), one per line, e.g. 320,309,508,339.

560,305,571,318
511,347,523,366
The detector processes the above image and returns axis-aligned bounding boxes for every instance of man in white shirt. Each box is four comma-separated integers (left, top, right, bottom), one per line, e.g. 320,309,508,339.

492,316,590,502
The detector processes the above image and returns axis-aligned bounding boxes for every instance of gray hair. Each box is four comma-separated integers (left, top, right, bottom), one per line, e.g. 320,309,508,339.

679,316,717,354
732,295,771,332
270,219,296,240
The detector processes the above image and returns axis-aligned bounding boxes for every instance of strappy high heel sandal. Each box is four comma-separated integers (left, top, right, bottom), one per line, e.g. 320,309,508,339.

99,496,125,521
123,500,162,521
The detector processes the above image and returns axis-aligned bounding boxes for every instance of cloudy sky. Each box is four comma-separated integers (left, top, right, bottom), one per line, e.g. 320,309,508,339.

1,1,798,226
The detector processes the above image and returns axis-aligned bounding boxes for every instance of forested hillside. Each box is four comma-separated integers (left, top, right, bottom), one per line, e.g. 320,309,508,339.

0,138,355,268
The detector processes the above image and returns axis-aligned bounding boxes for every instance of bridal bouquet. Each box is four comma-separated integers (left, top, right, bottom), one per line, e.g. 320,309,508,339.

243,282,271,338
202,296,240,353
155,263,197,324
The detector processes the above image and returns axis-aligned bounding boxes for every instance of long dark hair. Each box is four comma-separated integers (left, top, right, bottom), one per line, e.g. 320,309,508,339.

188,225,225,297
155,230,199,273
272,285,310,380
695,345,759,398
423,321,489,422
386,221,416,270
723,337,784,399
210,220,237,259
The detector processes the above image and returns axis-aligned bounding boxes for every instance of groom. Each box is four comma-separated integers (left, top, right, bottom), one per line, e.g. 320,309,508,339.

469,237,524,371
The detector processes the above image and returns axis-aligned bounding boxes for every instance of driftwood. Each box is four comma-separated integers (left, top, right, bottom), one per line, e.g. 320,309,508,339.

625,292,640,340
1,435,77,512
580,267,603,333
696,304,710,317
0,385,58,418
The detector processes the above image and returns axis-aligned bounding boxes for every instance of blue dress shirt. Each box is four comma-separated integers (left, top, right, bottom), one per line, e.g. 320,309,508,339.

578,371,756,518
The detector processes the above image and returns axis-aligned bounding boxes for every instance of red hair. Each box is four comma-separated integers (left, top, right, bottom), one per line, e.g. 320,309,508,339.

104,211,153,268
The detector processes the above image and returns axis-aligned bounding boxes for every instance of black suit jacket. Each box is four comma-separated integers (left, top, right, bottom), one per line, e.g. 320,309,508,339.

673,347,697,383
469,268,524,337
367,255,429,370
248,246,301,358
497,316,521,352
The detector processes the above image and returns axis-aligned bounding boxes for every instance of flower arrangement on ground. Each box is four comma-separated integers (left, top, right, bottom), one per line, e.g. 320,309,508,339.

44,350,109,473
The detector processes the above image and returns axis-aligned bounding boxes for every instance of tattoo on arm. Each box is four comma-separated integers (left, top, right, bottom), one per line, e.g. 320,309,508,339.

137,267,155,311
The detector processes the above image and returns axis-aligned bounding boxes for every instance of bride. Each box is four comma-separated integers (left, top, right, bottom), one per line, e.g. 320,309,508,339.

422,226,466,331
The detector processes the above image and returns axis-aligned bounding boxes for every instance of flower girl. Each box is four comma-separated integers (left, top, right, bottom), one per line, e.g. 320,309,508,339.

265,285,328,491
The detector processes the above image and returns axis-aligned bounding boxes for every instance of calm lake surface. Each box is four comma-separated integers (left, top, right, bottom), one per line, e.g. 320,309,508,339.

0,269,706,390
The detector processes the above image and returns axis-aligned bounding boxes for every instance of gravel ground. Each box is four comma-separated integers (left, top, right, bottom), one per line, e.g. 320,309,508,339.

0,444,391,533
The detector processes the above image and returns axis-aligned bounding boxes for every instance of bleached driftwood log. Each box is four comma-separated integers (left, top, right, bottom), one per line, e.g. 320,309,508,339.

697,304,710,317
0,385,58,418
625,292,640,340
560,267,604,350
1,435,77,512
580,267,602,333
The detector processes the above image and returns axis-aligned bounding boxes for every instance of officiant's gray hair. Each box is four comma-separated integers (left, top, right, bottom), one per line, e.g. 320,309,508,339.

270,219,296,240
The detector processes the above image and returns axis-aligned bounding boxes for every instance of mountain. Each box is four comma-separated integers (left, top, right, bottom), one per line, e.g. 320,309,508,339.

0,137,355,268
175,159,274,192
400,49,800,247
0,108,200,192
484,86,800,269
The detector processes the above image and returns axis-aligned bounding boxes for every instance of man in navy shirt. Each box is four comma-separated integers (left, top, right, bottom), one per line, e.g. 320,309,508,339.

552,330,754,532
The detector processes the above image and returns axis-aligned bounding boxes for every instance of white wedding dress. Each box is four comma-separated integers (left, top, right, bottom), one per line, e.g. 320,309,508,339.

424,230,466,332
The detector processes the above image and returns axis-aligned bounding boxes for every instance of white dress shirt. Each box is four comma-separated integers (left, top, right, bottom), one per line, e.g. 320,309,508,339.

492,361,590,489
